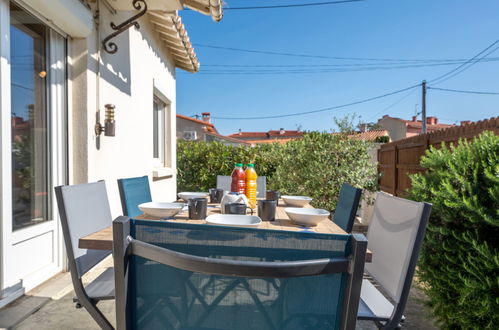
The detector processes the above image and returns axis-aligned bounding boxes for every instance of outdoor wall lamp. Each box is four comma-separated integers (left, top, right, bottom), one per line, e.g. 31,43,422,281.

95,104,116,137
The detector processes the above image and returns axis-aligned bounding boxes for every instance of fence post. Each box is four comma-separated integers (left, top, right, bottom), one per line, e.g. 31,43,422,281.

393,145,398,196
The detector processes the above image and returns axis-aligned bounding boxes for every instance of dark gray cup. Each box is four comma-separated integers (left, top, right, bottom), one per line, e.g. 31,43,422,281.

224,203,253,215
258,199,277,221
266,190,280,206
188,198,207,219
209,188,224,203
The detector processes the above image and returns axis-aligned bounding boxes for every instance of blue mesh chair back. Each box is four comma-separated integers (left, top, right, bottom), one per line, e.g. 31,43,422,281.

333,183,362,233
113,219,367,330
117,176,152,218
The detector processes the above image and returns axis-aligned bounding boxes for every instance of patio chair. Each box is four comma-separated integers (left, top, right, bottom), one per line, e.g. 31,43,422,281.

357,192,432,329
332,183,363,233
113,218,368,329
216,175,267,197
117,175,152,218
54,181,115,330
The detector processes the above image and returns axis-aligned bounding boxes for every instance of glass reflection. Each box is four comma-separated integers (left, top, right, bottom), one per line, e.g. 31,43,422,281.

10,3,51,230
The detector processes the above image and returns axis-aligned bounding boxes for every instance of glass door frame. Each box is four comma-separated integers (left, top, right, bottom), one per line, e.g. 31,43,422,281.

0,0,68,297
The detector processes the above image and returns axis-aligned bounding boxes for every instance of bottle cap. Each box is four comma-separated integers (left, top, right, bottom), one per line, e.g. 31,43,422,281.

235,163,243,167
246,163,254,167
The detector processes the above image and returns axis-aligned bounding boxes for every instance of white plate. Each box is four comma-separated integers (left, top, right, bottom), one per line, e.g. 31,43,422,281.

205,214,262,228
139,202,184,218
281,195,313,207
178,192,209,202
284,207,330,227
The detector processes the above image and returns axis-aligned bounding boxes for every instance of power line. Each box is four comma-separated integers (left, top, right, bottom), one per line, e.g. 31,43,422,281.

428,86,499,95
212,84,420,120
428,39,499,85
366,88,419,121
193,59,499,75
203,58,499,68
193,43,487,63
430,45,499,86
224,0,364,10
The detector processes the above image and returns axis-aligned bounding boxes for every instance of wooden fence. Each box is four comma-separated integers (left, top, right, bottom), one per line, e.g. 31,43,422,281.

378,117,499,196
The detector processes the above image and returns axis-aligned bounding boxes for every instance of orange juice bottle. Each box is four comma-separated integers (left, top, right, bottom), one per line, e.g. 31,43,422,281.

245,164,257,209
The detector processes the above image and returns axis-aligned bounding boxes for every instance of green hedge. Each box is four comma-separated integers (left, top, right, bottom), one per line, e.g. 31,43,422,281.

177,132,378,211
408,131,499,329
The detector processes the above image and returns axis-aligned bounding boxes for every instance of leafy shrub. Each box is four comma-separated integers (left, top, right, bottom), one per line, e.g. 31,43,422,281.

270,132,378,210
177,132,378,211
374,135,389,143
177,141,279,192
408,131,499,329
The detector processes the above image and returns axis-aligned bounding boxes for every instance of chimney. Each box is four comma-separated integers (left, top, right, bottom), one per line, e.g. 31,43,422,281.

426,116,438,125
279,128,285,135
359,123,368,132
238,128,242,135
460,120,471,126
412,115,418,122
201,112,211,123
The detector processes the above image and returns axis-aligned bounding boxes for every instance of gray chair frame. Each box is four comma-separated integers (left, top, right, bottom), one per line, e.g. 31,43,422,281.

55,182,115,330
216,175,267,197
358,195,432,330
113,217,368,330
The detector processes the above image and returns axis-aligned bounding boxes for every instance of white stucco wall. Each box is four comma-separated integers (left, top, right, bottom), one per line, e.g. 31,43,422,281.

70,8,177,218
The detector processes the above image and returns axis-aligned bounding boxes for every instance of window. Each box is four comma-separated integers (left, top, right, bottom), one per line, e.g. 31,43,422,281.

152,95,171,168
10,3,51,230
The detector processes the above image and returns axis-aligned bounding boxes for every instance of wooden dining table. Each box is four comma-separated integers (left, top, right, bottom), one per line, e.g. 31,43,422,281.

79,200,372,262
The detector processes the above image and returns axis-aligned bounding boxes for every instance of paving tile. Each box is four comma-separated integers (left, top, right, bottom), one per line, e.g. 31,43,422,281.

0,295,49,329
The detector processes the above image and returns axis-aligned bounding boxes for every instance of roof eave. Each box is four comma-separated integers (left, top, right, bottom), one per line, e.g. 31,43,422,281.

182,0,223,21
148,12,200,73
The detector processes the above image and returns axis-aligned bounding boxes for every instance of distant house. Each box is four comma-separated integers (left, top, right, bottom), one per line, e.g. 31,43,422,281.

177,112,249,146
228,128,304,145
378,115,456,141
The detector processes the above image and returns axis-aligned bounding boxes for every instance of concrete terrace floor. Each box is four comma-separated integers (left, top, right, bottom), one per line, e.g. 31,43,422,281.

13,258,438,330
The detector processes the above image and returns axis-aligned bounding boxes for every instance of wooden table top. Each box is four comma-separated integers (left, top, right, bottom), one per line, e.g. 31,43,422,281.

79,201,371,262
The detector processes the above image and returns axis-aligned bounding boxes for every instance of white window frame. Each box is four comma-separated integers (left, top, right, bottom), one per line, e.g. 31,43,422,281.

152,87,172,177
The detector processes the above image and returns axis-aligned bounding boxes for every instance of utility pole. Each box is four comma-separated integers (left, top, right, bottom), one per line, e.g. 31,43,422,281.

421,80,427,134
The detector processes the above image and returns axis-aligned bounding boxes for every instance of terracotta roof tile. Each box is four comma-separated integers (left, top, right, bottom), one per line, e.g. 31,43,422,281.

246,138,300,145
348,130,389,141
205,132,251,145
228,130,304,139
381,115,455,130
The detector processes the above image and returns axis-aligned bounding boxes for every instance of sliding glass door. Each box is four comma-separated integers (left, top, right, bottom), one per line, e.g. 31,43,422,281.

1,0,67,296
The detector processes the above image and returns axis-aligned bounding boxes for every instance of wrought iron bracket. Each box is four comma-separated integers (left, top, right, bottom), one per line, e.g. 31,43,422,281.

102,0,148,54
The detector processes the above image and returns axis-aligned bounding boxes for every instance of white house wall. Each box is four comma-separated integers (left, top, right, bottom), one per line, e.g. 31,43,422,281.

378,117,407,142
70,7,177,218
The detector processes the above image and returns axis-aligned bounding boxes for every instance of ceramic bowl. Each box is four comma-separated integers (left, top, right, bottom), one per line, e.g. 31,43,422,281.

205,214,262,228
138,202,184,218
284,207,330,227
281,195,313,207
178,192,209,202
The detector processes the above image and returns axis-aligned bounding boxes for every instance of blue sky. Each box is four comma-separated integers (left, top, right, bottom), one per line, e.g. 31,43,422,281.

177,0,499,135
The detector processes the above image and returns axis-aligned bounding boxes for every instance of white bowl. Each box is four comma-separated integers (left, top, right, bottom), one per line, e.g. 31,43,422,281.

284,207,330,227
139,202,184,218
178,192,209,202
205,214,262,228
281,195,313,207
